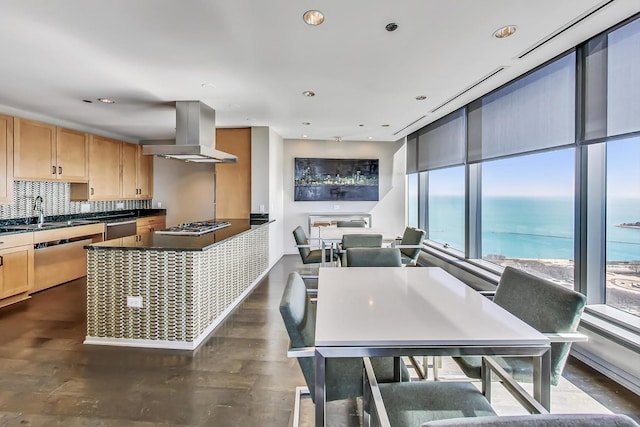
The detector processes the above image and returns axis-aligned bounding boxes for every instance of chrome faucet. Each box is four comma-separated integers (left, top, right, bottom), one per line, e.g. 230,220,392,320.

33,195,45,225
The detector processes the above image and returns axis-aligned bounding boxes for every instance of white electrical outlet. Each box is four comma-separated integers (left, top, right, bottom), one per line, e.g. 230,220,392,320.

116,202,124,209
259,204,265,212
80,203,91,213
157,201,162,208
126,296,143,308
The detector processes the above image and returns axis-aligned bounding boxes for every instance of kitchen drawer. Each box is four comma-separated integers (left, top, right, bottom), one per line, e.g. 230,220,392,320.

137,215,165,235
0,232,34,250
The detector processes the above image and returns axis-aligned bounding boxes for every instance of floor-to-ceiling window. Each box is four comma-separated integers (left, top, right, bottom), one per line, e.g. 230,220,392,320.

481,149,575,284
428,166,465,252
605,137,640,316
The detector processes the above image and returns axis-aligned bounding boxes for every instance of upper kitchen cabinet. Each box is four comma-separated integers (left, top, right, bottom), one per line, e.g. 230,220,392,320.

121,143,153,199
0,114,14,204
56,127,89,181
13,118,88,182
85,135,122,200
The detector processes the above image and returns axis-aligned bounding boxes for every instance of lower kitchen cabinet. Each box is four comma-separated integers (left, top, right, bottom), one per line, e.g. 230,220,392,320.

0,243,33,307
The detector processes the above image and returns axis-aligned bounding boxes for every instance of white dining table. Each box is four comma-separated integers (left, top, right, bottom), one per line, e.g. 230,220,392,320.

317,227,399,266
314,267,551,426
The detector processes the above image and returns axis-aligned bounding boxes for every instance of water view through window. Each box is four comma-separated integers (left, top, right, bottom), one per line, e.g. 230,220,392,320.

481,149,575,285
428,167,465,251
606,137,640,317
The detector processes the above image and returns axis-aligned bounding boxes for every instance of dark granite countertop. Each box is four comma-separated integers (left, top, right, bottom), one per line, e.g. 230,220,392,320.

0,209,166,236
86,219,273,252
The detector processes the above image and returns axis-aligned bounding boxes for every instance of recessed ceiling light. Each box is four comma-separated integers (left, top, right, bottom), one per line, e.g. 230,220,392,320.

303,10,324,26
368,136,373,140
302,134,308,138
302,122,311,125
302,90,316,97
97,98,115,104
201,83,216,89
493,25,517,39
385,22,398,32
334,137,343,142
415,95,427,101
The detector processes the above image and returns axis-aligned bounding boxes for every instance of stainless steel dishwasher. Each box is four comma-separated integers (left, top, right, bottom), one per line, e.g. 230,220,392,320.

105,218,137,240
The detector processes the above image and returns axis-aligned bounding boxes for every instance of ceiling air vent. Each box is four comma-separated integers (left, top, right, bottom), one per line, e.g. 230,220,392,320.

430,67,506,113
393,115,428,136
517,0,615,59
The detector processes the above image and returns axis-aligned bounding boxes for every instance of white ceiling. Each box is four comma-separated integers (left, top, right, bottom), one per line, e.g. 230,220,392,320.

0,0,638,143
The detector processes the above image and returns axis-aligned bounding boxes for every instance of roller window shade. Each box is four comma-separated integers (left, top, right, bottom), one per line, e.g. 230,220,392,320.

468,52,576,163
417,108,466,171
606,17,640,137
406,132,418,174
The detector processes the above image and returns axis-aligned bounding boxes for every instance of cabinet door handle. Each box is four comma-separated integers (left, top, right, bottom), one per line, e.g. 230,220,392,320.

0,255,3,267
58,166,63,175
90,187,94,195
52,166,57,174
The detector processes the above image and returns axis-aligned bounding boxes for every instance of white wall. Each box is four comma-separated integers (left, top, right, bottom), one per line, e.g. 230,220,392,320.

152,156,216,227
251,127,270,214
283,138,406,253
268,128,284,264
250,126,285,265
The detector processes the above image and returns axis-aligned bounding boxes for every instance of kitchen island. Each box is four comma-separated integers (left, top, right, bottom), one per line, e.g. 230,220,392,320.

84,219,271,350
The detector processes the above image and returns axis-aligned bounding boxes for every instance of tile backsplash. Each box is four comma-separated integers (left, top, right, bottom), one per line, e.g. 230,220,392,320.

0,181,150,220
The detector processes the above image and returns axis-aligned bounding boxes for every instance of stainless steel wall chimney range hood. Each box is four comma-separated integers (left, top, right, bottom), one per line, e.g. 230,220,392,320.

142,101,238,163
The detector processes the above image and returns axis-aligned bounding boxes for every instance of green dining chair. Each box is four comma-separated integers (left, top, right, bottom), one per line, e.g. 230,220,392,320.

346,247,402,267
292,226,338,266
393,226,426,266
339,233,383,266
279,272,409,426
452,266,587,386
337,220,367,227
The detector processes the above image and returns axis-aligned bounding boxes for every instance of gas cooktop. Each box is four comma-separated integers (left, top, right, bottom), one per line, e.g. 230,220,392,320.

155,221,231,236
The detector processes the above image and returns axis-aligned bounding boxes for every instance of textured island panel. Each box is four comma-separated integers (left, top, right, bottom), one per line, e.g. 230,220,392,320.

86,223,269,347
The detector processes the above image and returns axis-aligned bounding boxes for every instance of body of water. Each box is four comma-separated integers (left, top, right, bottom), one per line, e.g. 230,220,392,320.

428,196,640,261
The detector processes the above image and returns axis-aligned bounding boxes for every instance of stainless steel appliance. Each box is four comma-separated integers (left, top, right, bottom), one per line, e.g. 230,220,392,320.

105,219,137,240
155,221,230,236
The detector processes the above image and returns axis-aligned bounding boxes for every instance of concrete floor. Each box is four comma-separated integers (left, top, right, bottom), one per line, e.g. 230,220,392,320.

0,254,638,426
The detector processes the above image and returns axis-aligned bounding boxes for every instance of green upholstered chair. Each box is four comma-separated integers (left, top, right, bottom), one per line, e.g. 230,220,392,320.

279,272,409,425
393,226,426,266
364,358,497,427
346,247,402,267
452,266,587,386
421,413,640,426
339,233,383,266
337,219,367,227
292,226,338,265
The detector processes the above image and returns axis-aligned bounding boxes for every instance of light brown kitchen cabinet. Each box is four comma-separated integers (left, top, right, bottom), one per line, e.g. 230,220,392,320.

0,233,34,308
137,148,153,198
0,114,13,204
215,128,251,218
13,118,56,180
87,135,122,200
56,127,88,181
122,143,153,199
136,215,166,235
13,119,88,182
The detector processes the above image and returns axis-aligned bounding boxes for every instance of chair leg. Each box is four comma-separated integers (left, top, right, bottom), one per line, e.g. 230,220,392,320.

292,386,309,427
